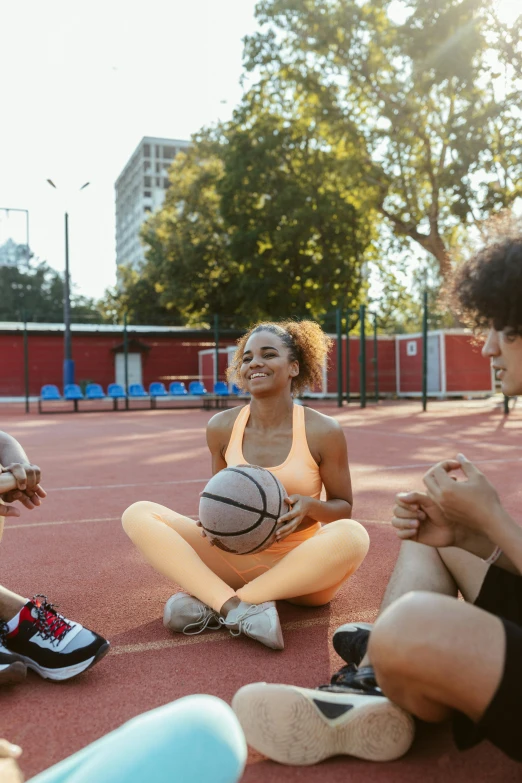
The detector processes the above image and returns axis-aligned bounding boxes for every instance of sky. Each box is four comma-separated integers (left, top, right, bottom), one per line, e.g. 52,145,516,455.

1,0,518,303
0,0,259,300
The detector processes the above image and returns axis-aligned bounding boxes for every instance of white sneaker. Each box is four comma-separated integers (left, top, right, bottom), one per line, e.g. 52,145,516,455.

220,601,284,650
232,682,415,764
163,593,221,635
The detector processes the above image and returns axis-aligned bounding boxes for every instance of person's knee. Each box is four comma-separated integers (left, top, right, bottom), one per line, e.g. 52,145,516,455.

334,519,370,567
122,500,151,539
162,696,247,771
178,695,245,738
370,592,456,722
370,591,440,681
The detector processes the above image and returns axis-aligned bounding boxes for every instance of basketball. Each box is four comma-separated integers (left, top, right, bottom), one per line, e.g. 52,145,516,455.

198,465,286,555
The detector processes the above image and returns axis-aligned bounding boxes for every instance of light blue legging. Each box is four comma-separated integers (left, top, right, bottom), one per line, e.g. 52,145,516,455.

28,695,247,783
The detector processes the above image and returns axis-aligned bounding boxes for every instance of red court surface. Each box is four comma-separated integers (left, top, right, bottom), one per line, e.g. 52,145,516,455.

1,398,521,781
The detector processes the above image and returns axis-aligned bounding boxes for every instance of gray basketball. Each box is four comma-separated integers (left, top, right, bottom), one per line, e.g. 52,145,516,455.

198,465,286,555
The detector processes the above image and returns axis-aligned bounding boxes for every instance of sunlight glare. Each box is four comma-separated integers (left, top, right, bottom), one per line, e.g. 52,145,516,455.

493,0,520,26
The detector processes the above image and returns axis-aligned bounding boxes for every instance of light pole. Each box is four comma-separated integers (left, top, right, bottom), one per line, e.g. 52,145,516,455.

46,179,90,388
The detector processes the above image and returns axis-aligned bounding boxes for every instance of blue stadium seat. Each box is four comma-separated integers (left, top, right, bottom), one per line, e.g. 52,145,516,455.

189,381,207,395
232,384,241,395
85,383,106,400
107,383,126,399
149,382,168,397
169,382,188,395
214,381,229,396
40,384,61,401
64,384,84,400
129,383,148,398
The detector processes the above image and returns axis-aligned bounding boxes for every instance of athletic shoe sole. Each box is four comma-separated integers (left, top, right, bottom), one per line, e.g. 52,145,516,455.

333,622,373,664
19,641,110,681
232,682,415,765
0,661,27,686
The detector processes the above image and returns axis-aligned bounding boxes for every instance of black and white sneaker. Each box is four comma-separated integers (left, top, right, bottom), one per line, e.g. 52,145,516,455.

0,645,26,686
232,681,415,765
332,621,373,665
1,595,110,681
318,663,383,697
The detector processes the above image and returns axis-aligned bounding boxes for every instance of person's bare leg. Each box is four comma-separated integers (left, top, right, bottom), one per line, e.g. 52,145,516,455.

369,591,504,723
438,546,489,603
357,541,456,666
358,542,489,667
0,587,25,622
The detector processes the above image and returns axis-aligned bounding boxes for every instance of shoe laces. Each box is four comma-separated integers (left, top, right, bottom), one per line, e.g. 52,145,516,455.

329,663,358,687
31,595,72,645
183,607,221,636
0,620,8,645
219,603,265,637
318,664,382,696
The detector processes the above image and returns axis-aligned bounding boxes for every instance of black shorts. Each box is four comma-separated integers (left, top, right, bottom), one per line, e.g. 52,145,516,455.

453,565,522,761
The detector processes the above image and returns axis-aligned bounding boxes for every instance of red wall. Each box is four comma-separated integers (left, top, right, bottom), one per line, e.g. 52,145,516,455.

326,337,396,395
398,337,423,393
0,328,493,398
0,332,236,396
2,335,26,397
199,351,231,391
445,334,492,392
397,334,492,394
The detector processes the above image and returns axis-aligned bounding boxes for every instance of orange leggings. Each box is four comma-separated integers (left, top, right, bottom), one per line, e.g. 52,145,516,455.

122,501,370,614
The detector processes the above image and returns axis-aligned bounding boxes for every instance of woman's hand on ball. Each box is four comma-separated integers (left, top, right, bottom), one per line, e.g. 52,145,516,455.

196,520,216,546
275,495,311,541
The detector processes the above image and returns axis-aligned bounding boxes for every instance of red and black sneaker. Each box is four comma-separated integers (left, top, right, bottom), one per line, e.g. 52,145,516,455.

0,642,26,686
1,595,110,681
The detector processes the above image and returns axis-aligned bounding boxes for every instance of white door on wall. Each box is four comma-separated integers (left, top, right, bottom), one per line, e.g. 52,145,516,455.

115,353,143,388
427,335,441,392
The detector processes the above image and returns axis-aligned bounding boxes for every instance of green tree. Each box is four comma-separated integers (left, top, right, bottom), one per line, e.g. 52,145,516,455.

98,264,183,325
370,252,455,333
0,246,99,323
244,0,522,277
217,87,378,320
140,136,240,326
140,101,377,325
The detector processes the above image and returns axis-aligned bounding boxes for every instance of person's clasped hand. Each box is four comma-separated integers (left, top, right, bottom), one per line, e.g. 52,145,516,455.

275,494,312,541
0,462,47,517
392,490,458,548
422,453,501,533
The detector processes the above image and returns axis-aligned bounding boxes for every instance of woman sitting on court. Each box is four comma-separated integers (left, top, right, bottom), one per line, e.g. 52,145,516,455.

122,320,369,650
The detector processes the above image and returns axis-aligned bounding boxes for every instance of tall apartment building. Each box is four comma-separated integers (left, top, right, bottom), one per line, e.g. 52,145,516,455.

115,136,190,270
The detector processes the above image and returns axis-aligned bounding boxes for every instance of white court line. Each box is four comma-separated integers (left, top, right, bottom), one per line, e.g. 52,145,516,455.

49,478,208,492
363,456,522,472
344,425,522,451
4,513,385,532
3,514,199,531
4,457,521,531
110,612,373,656
4,516,120,530
41,455,522,493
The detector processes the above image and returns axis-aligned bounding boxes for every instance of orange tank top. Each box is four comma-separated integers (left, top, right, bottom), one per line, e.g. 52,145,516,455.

224,404,322,499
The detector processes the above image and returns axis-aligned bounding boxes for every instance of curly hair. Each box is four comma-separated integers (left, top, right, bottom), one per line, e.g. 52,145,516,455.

227,320,332,396
454,237,522,338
